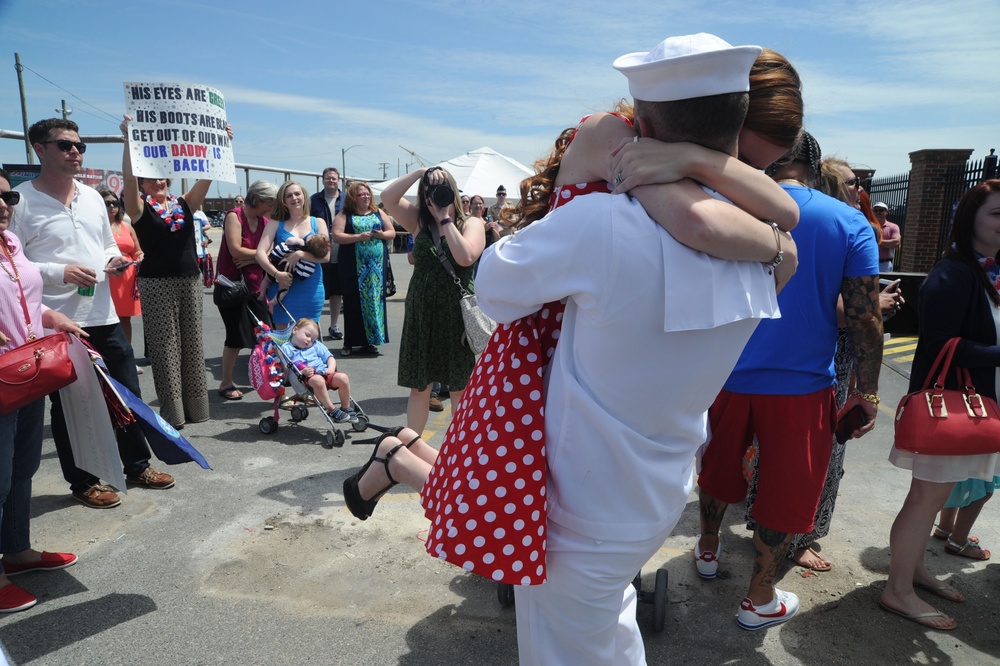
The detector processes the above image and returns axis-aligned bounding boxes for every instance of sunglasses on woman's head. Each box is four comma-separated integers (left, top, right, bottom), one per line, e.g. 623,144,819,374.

39,139,87,154
0,191,21,205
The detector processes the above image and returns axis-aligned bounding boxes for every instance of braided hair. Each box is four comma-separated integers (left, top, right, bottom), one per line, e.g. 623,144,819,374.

766,130,822,187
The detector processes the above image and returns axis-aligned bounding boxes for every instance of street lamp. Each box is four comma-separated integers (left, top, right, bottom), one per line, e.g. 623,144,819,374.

342,144,362,180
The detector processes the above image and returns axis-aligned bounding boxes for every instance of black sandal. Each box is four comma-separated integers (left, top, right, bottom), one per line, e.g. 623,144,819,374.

343,428,418,520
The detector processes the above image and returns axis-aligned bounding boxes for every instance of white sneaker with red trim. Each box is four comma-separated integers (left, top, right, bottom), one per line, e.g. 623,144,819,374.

737,588,799,630
694,535,720,579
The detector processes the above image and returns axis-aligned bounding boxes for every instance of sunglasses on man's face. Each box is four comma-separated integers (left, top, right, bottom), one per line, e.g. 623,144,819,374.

0,191,21,206
40,139,87,154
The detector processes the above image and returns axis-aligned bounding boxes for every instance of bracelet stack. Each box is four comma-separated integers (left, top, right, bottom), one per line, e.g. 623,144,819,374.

762,220,783,274
852,389,880,405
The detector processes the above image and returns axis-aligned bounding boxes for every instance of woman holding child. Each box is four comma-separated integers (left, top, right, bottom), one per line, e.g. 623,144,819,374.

256,181,330,329
331,182,394,356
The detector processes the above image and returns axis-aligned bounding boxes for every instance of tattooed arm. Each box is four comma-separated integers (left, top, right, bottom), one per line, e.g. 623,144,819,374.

841,274,884,437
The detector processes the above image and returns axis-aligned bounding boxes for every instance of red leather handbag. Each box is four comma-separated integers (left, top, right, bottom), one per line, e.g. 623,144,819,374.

894,337,1000,455
0,237,79,414
0,332,77,414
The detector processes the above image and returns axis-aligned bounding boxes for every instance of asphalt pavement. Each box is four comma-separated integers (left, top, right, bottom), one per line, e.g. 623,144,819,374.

1,235,999,665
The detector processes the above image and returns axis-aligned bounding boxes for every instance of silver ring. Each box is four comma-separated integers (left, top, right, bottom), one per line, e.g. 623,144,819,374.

614,172,624,185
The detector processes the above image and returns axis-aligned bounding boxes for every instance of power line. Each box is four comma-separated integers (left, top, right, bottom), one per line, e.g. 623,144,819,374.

19,63,120,125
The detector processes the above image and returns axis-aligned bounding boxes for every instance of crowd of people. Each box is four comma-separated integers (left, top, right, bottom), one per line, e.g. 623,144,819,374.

0,30,993,666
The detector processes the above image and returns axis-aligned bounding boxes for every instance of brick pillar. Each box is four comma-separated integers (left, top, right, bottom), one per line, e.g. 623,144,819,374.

901,149,972,272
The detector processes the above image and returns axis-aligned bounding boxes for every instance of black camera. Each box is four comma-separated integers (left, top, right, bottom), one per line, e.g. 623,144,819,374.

427,184,454,208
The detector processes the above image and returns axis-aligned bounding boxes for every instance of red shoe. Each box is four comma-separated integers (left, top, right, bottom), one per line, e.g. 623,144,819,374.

3,551,79,577
0,582,37,612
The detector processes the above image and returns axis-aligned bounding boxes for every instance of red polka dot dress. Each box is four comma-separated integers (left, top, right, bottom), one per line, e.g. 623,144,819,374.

421,179,614,585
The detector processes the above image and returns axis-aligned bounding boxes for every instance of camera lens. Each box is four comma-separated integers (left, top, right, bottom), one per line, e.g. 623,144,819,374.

429,184,454,207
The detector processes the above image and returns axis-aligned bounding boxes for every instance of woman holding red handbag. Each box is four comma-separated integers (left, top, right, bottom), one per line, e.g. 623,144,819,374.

0,169,87,612
881,179,1000,630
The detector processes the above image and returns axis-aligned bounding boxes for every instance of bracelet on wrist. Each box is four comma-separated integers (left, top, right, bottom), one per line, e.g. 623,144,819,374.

439,216,453,227
762,220,783,274
852,389,880,405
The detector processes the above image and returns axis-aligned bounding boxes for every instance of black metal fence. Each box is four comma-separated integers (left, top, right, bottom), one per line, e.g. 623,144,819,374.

937,150,999,258
866,172,910,270
865,149,999,268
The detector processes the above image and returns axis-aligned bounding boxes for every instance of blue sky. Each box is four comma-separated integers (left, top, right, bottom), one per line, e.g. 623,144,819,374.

1,0,997,197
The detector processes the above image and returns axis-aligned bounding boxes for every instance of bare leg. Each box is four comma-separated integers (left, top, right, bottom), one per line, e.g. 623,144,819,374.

880,477,959,628
748,526,793,605
449,389,464,411
356,427,438,496
331,372,351,408
698,490,728,555
935,507,958,537
220,346,241,390
407,385,433,434
329,294,343,328
307,374,336,412
949,493,991,545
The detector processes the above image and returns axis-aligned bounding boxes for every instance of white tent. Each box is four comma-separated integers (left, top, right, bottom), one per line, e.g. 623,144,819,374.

371,147,534,206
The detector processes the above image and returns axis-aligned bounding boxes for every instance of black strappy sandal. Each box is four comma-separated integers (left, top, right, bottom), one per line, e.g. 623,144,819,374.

343,427,418,520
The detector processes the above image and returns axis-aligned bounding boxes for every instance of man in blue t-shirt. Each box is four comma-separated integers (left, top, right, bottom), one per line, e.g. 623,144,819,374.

695,133,883,631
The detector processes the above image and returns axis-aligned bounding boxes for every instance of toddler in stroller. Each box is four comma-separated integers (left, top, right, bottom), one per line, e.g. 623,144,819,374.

280,318,357,424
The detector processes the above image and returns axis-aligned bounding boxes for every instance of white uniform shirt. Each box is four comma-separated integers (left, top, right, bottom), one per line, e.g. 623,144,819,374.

475,193,778,541
11,179,120,326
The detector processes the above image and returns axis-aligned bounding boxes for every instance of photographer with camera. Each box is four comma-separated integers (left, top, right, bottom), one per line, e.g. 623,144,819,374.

381,166,486,435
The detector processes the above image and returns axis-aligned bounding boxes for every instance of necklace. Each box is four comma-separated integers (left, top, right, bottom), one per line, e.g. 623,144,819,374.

778,178,807,187
0,235,20,282
145,194,187,232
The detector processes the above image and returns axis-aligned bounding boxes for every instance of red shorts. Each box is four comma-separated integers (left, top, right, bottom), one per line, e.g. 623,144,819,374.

698,388,837,534
321,372,343,390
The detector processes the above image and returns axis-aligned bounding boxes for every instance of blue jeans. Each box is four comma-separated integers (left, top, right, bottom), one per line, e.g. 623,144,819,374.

0,398,44,555
50,323,152,492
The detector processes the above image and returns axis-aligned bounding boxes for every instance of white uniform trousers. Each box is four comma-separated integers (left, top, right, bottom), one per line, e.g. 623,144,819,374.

514,520,671,666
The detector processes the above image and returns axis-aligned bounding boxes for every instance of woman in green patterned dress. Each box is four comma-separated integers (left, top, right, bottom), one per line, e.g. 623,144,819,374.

331,182,395,356
381,167,486,434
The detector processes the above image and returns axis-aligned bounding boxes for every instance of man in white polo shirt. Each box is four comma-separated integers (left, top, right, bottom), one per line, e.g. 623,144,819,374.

11,118,175,509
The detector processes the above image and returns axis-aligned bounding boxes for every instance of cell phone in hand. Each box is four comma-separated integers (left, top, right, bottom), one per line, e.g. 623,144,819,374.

835,404,869,444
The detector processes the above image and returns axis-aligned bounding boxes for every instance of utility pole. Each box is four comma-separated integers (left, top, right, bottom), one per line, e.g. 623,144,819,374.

379,162,390,179
341,144,361,179
55,99,72,120
14,53,33,164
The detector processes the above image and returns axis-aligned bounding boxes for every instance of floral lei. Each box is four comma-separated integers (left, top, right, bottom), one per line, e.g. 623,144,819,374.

145,194,186,232
979,253,1000,292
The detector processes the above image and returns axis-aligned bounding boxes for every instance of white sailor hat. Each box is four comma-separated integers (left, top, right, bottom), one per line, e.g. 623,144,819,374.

613,33,761,102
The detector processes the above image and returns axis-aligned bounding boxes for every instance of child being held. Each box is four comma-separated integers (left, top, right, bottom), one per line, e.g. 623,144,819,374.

260,234,331,305
280,318,357,423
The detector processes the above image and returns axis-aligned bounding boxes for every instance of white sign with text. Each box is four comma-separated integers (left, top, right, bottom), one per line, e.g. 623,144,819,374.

123,81,235,183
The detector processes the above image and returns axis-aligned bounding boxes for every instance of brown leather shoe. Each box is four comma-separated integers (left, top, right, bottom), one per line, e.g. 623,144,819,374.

72,484,122,509
429,395,444,412
126,467,175,489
